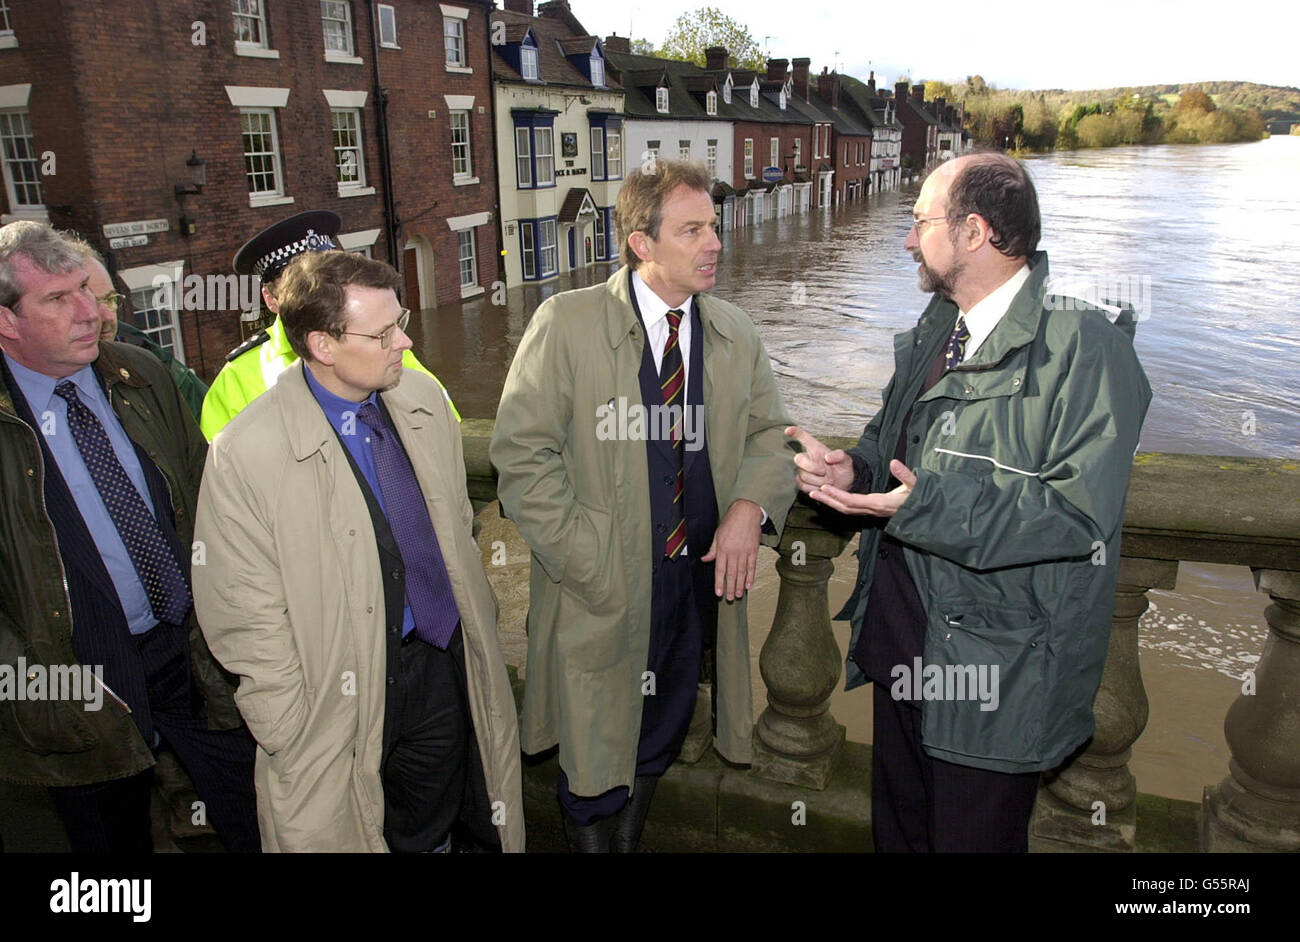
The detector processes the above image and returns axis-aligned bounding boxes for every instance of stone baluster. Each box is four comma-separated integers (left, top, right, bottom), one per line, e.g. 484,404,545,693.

1201,569,1300,851
1032,557,1177,850
750,503,853,790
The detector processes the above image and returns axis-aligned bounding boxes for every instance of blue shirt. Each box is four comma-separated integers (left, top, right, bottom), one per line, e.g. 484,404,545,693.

302,363,416,638
4,353,159,634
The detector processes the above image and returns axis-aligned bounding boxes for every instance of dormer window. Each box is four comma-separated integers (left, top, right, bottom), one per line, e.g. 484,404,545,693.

590,55,604,87
521,45,539,80
749,82,758,108
779,90,786,109
706,90,717,115
656,87,668,114
722,84,731,105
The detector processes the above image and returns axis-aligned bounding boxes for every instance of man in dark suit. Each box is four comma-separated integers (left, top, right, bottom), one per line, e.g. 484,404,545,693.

0,220,258,853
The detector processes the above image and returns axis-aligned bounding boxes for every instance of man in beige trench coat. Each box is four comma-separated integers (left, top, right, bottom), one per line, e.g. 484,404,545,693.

492,160,796,851
194,252,523,852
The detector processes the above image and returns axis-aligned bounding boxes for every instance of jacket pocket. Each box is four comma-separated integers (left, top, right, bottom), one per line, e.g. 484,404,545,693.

921,598,1049,765
560,500,615,606
0,686,97,756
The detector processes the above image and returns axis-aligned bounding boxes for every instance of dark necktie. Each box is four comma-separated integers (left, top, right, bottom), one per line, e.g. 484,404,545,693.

356,402,460,648
660,309,686,559
945,314,970,369
53,381,192,626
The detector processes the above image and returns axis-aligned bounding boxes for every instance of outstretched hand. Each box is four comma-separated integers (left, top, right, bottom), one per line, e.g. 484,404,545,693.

785,426,855,495
805,459,916,517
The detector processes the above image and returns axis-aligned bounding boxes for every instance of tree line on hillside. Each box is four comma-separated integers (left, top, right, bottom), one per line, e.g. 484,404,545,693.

927,78,1271,151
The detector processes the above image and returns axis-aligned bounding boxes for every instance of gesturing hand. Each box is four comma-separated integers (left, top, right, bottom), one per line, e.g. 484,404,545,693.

807,459,917,517
785,426,855,495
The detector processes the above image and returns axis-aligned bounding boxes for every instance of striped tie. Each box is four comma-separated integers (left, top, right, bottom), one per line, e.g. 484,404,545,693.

661,309,686,559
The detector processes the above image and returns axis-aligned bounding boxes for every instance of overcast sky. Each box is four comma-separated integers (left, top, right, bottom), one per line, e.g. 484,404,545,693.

569,0,1298,91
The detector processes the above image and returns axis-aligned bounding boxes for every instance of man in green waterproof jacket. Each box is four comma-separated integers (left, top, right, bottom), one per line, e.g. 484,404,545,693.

199,211,457,440
788,152,1150,852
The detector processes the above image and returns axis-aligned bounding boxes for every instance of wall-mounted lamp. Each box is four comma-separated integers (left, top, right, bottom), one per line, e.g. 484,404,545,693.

174,150,206,198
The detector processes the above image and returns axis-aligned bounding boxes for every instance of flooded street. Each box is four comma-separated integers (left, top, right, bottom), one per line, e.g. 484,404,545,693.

409,138,1300,800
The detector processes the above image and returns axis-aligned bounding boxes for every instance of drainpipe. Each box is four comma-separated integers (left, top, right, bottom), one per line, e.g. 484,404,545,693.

485,4,505,286
366,0,399,264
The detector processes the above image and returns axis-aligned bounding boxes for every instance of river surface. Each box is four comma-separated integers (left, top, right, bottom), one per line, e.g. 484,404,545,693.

407,136,1300,684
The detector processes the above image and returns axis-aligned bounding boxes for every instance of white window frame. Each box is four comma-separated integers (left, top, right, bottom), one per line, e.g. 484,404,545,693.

443,13,465,68
743,138,754,178
679,139,690,160
843,142,849,168
457,228,478,294
520,45,539,81
377,4,398,48
793,137,802,167
119,262,186,364
515,127,532,187
606,129,622,178
321,1,355,60
233,0,274,55
770,137,779,170
590,56,604,88
590,127,605,180
0,109,43,211
722,81,731,105
594,209,606,260
749,83,758,108
450,109,473,180
538,218,557,276
331,107,367,192
520,222,536,279
706,90,717,115
240,107,289,206
534,127,554,185
779,90,786,109
0,0,15,48
656,87,669,114
706,140,717,178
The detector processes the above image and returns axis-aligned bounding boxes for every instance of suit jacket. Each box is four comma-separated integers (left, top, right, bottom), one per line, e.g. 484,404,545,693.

490,266,798,796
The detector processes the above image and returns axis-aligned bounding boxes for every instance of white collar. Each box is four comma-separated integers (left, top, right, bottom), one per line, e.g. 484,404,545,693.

631,269,693,329
960,263,1030,358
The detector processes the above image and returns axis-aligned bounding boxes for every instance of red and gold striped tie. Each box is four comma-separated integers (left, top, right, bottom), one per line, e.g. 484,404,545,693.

661,309,686,558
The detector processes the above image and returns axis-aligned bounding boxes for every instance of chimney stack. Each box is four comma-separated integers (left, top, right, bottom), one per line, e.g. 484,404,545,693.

867,70,876,96
817,69,840,109
503,0,533,14
895,80,909,103
934,96,946,115
911,83,925,103
766,57,789,83
705,46,728,71
603,34,630,54
791,57,811,100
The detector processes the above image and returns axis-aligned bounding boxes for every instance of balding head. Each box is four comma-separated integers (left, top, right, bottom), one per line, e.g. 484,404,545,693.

941,152,1040,260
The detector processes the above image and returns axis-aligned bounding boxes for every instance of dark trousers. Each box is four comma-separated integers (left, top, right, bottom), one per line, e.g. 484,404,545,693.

558,555,704,825
46,621,259,853
381,627,470,853
871,683,1040,853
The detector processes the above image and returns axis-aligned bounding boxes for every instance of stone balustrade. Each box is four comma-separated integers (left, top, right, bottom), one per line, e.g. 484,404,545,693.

462,419,1300,852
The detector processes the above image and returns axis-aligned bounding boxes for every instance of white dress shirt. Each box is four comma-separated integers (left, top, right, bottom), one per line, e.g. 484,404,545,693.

959,263,1031,360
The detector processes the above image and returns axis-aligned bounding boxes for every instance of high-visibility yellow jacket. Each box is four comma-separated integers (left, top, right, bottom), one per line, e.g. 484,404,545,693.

199,315,459,440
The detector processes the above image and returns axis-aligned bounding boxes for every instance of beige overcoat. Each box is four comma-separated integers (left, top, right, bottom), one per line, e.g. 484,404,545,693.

193,364,523,852
490,267,796,796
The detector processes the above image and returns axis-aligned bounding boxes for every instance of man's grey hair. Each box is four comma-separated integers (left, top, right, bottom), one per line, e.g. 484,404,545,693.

60,231,105,268
0,220,87,310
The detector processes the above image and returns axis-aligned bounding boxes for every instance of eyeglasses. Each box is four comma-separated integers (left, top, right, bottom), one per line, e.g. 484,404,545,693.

96,291,125,312
339,308,411,349
911,215,951,233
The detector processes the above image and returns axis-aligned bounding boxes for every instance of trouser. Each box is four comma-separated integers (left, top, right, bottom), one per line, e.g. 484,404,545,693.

47,621,260,853
558,555,704,825
381,626,471,853
870,683,1041,853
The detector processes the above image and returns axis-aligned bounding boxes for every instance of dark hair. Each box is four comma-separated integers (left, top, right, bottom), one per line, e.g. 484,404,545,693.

276,250,403,361
945,153,1040,259
614,158,714,269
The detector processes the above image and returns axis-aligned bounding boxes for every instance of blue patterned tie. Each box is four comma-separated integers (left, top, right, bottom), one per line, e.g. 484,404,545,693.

356,402,460,648
53,381,192,626
945,314,970,369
